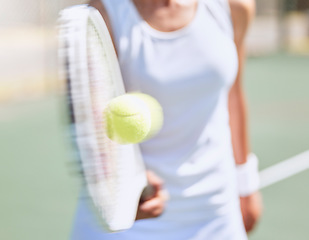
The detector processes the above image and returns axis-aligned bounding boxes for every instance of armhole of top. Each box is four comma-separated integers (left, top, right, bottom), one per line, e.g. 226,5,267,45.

203,0,234,39
222,0,235,36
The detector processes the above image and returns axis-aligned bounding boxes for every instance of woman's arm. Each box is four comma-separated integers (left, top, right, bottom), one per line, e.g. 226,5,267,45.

229,0,254,165
228,0,263,233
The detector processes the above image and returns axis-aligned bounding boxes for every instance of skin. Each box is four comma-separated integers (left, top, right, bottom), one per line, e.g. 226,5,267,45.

135,171,167,220
89,0,262,233
229,0,263,233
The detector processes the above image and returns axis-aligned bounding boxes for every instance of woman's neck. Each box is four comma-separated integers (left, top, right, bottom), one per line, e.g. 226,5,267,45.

132,0,198,32
133,0,196,7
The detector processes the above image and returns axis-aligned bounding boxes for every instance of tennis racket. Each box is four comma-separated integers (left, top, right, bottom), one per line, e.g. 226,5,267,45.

58,5,152,232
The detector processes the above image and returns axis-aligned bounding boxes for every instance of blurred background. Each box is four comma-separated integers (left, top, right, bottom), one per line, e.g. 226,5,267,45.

0,0,308,239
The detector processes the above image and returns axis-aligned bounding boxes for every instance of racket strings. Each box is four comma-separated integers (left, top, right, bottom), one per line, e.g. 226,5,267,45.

86,19,122,218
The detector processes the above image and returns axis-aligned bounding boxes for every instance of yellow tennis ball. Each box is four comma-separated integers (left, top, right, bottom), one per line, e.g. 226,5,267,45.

105,94,152,144
130,93,163,141
104,93,163,144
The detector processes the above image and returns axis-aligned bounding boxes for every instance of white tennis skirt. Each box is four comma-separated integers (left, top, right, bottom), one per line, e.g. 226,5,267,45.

70,194,247,240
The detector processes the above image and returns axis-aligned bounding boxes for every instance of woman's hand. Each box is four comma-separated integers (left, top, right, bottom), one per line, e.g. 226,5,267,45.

240,191,263,233
136,171,167,220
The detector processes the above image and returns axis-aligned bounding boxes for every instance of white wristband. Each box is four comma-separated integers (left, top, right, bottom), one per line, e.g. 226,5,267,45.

236,153,260,197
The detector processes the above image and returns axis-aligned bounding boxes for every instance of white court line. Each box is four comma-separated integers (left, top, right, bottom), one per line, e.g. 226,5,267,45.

259,150,309,189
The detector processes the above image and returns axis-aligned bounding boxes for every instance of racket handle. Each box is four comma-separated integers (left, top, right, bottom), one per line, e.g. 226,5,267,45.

140,184,156,203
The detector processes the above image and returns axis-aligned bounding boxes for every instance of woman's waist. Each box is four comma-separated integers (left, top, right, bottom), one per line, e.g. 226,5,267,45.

146,148,238,214
159,182,240,222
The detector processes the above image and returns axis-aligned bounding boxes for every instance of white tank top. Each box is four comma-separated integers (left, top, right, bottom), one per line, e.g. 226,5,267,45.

77,0,244,238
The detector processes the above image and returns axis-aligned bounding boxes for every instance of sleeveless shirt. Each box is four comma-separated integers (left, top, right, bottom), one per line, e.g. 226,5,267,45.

71,1,247,239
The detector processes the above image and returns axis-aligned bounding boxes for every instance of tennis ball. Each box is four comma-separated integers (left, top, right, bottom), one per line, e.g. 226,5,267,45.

104,94,152,144
104,93,163,144
130,93,163,141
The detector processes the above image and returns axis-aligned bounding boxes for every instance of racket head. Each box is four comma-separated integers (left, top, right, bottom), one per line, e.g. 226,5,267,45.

58,5,147,232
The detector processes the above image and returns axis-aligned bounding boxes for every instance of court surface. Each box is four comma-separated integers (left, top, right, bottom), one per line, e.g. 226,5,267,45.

245,53,309,240
1,53,309,239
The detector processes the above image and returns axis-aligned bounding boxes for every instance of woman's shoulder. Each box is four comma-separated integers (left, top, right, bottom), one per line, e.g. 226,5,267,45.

229,0,255,21
228,0,255,44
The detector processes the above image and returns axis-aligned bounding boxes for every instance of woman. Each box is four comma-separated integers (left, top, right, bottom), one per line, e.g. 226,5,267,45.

71,0,262,239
